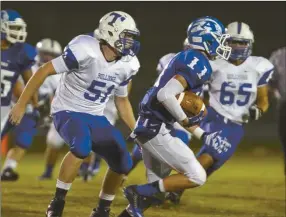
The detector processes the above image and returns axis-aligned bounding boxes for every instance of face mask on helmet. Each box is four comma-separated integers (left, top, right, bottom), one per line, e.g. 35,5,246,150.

227,37,253,61
1,10,27,43
114,30,140,57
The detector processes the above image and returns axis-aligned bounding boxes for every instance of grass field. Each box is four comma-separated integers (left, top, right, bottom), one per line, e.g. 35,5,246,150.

1,152,285,217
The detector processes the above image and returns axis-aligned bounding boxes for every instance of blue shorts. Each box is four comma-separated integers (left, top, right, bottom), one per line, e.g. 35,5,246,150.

197,107,244,175
53,111,132,174
13,114,38,149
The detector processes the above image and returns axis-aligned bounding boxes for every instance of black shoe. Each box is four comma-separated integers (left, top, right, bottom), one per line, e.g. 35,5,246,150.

46,198,65,217
165,190,184,205
1,168,19,181
89,208,114,217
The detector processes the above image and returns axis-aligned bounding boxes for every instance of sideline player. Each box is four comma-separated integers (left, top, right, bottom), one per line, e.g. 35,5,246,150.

1,9,38,181
9,11,141,217
118,16,232,217
269,47,286,175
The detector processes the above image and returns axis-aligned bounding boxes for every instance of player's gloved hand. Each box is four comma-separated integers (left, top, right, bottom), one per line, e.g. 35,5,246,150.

184,110,205,127
249,105,263,121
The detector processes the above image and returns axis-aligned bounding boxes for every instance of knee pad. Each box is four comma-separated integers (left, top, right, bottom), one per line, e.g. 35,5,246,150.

186,165,207,186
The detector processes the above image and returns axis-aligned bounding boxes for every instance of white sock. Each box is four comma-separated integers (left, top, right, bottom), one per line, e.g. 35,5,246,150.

3,158,18,170
99,191,115,201
159,179,166,192
56,179,72,190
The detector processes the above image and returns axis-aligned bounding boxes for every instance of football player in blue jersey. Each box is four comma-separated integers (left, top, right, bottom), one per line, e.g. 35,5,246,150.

118,16,232,217
10,38,63,181
1,9,38,181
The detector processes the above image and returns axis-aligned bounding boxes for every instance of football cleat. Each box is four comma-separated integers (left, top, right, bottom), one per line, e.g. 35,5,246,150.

45,198,65,217
89,208,114,217
165,190,184,205
1,168,19,181
123,185,162,217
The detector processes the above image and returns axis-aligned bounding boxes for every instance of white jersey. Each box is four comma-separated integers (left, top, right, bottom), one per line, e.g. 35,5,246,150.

209,56,274,123
156,53,176,74
32,63,61,98
51,35,140,116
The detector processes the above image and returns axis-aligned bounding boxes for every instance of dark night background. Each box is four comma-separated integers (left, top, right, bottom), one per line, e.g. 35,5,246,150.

2,1,286,146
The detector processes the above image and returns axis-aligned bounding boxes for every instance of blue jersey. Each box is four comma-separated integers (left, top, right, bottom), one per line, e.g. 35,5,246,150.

139,49,212,124
1,42,36,106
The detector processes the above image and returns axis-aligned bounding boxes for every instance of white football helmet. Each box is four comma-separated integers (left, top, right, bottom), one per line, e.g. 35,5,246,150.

226,22,254,60
94,11,140,57
36,38,62,64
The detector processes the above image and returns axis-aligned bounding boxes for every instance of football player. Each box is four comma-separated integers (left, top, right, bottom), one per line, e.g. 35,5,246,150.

126,38,192,179
118,16,232,217
1,9,38,181
9,11,140,217
196,21,273,176
163,21,274,205
29,38,65,180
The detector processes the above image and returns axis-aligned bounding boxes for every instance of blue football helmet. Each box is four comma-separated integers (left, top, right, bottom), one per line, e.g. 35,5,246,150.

226,22,254,61
1,9,27,43
187,16,231,60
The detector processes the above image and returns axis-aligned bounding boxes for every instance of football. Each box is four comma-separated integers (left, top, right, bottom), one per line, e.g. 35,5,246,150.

176,91,206,117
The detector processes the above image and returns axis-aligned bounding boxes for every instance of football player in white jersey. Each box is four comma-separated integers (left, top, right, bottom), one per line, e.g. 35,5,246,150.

1,38,63,181
9,11,141,217
195,21,273,184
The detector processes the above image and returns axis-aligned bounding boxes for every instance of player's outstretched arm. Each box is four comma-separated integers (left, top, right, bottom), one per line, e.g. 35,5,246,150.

22,69,39,108
115,94,136,131
9,61,56,125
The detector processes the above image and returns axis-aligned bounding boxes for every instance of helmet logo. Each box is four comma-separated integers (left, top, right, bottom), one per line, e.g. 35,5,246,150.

108,12,126,27
191,20,222,36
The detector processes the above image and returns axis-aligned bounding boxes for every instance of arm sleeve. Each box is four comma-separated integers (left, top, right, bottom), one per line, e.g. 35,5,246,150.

51,36,91,74
114,85,128,97
257,58,275,86
157,78,187,122
115,74,135,97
